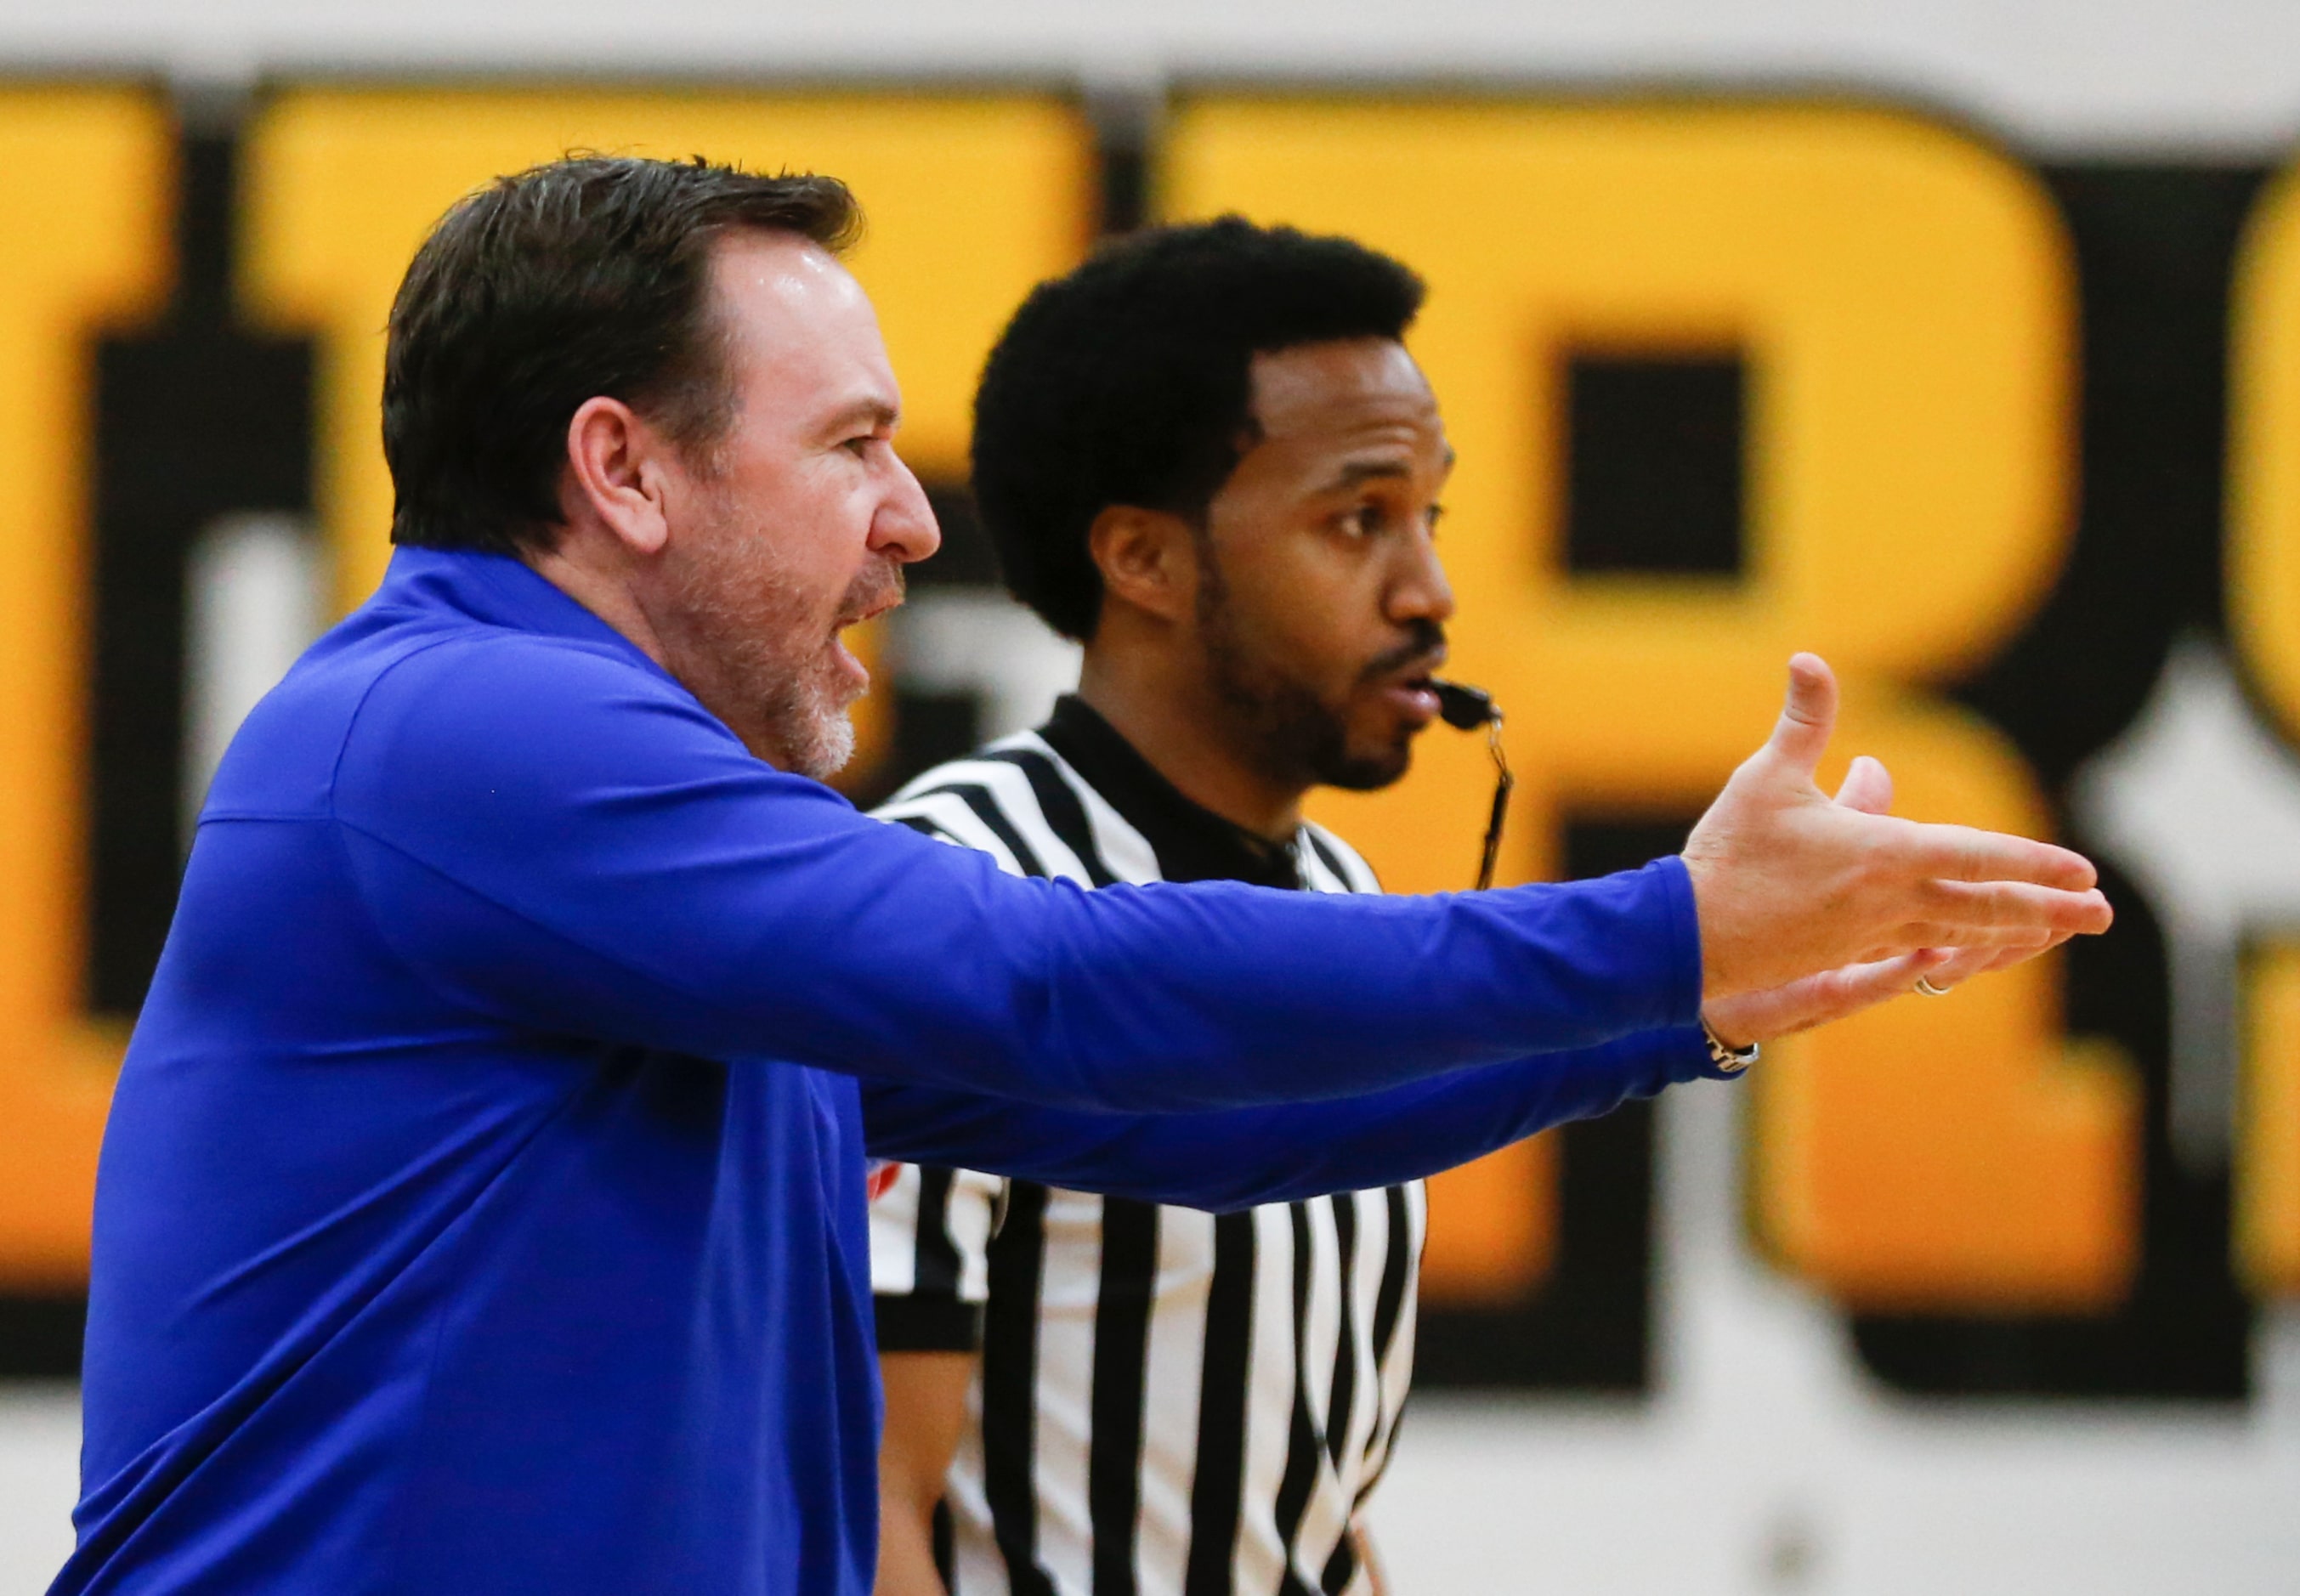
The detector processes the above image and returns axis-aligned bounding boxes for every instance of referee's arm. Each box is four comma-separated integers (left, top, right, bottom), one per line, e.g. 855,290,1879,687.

875,1349,970,1596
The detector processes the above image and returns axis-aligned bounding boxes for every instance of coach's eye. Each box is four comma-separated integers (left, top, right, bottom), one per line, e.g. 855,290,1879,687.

841,435,874,458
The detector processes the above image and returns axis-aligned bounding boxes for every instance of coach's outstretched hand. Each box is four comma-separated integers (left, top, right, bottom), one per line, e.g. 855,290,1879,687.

1697,745,2080,1046
1681,654,2110,1014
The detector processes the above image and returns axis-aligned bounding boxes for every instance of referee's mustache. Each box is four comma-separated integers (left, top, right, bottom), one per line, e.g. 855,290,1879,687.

1359,620,1448,686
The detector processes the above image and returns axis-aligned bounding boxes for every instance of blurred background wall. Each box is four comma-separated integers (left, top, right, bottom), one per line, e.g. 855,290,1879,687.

2,3,2299,1591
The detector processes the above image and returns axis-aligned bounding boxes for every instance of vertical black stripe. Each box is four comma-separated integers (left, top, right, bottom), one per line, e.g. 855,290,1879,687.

1269,1205,1323,1596
983,748,1120,886
1367,1188,1413,1377
1088,1198,1160,1595
1323,1196,1359,1470
981,1181,1058,1596
913,1166,963,1299
1300,829,1354,892
909,782,1051,879
1360,1186,1414,1485
1318,1531,1358,1594
1182,1212,1258,1596
932,1497,956,1591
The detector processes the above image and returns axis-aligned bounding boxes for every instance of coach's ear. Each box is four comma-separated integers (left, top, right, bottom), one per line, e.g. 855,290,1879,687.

1087,504,1199,627
563,394,674,557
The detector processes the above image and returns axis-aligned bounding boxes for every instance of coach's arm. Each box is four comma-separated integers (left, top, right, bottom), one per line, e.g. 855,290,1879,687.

858,1026,1708,1213
855,899,2062,1212
338,641,2106,1112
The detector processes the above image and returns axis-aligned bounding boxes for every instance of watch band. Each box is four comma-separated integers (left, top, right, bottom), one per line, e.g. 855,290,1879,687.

1699,1015,1760,1074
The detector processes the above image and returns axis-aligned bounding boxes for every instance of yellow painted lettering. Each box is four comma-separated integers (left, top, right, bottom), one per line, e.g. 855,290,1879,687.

0,89,173,1287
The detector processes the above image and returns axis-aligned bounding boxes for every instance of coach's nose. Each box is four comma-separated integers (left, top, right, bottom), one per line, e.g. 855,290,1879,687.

872,450,942,566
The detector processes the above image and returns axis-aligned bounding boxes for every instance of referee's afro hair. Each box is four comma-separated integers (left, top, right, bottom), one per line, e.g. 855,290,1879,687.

971,217,1426,641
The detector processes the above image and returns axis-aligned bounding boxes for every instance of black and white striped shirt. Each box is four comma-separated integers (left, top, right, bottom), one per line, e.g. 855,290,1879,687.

870,695,1425,1596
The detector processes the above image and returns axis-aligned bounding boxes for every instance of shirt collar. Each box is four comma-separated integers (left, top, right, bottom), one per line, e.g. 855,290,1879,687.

1036,695,1302,889
368,546,679,682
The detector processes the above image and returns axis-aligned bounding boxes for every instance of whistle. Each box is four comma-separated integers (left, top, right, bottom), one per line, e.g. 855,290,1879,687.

1430,678,1499,732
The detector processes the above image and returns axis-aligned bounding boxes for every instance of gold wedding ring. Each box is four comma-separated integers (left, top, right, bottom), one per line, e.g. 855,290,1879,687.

1914,976,1952,998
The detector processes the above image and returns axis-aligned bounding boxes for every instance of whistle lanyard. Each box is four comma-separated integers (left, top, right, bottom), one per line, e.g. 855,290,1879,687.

1430,678,1513,891
1475,713,1514,892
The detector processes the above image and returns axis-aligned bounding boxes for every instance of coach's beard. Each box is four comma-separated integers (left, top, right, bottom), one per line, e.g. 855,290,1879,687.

763,563,903,781
671,530,902,781
773,669,858,783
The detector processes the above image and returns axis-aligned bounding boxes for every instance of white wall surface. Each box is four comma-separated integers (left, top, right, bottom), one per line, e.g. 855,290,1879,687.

0,0,2297,153
0,1388,76,1595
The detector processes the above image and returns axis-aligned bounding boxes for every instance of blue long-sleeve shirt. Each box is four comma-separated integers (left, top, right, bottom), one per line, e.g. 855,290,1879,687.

60,547,1719,1596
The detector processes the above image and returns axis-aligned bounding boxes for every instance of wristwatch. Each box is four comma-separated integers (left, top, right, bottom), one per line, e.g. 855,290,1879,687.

1699,1014,1760,1074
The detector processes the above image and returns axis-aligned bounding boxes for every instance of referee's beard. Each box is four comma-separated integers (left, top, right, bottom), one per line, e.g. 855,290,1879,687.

1197,557,1442,798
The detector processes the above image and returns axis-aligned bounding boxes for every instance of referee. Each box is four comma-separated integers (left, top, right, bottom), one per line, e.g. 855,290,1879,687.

866,221,2052,1595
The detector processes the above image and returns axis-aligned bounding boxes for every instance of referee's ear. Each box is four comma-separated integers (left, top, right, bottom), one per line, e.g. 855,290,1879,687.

1086,504,1199,629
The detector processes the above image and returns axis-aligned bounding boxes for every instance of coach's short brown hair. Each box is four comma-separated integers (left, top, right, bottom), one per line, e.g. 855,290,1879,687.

382,155,859,557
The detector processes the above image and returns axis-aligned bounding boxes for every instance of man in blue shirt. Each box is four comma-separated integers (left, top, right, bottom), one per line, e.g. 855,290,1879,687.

58,157,2109,1595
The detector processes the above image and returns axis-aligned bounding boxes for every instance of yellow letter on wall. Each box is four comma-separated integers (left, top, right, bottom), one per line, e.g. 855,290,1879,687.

2225,161,2300,1298
1166,99,2137,1310
2235,944,2300,1295
0,89,172,1287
